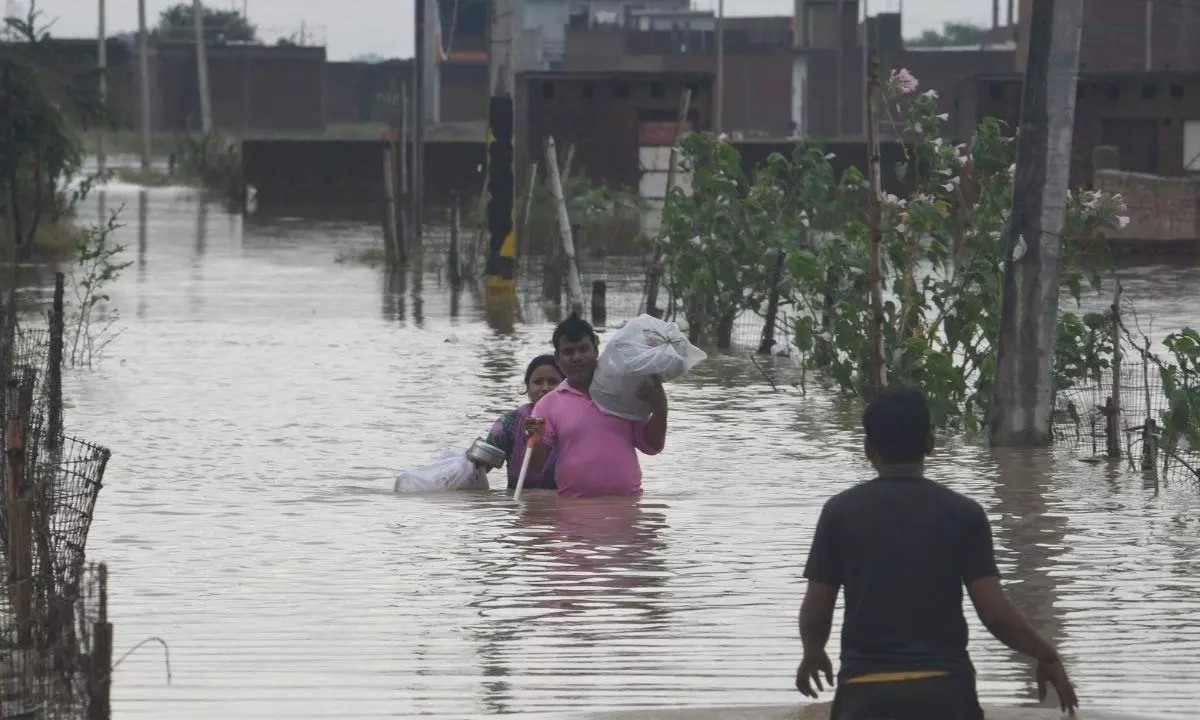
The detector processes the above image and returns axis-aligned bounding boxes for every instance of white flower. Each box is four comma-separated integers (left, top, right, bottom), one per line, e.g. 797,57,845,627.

718,132,729,142
690,235,702,247
922,89,939,100
913,122,923,134
1007,163,1017,177
1117,215,1131,229
799,210,811,228
825,152,836,160
943,181,958,192
932,138,944,150
936,113,949,121
896,221,908,233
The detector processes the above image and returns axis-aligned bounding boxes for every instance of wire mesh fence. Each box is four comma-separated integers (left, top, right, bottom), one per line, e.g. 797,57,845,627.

0,273,113,719
1051,336,1200,487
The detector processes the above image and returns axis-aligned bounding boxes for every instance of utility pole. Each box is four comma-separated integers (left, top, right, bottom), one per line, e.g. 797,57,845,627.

1008,0,1015,27
193,0,213,134
138,0,152,171
715,0,725,133
990,0,1084,447
484,0,519,294
97,0,107,176
993,0,1000,29
413,0,427,244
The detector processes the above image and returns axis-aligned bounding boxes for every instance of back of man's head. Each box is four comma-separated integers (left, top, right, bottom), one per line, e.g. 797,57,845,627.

862,387,932,465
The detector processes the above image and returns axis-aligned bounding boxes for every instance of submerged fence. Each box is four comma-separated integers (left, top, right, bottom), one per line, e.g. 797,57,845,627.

1053,334,1200,488
0,274,113,719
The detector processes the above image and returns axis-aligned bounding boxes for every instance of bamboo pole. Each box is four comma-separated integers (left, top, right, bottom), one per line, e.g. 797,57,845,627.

645,87,693,319
88,564,112,720
383,145,400,264
865,42,887,395
545,137,584,316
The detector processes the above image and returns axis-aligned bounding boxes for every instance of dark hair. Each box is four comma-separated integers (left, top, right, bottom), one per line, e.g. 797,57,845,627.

524,354,561,385
551,312,599,352
862,387,931,463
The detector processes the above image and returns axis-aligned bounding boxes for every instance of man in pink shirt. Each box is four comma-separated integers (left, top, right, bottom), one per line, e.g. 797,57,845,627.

525,314,667,498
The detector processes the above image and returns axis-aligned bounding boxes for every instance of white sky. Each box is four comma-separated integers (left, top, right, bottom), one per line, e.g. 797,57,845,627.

18,0,997,61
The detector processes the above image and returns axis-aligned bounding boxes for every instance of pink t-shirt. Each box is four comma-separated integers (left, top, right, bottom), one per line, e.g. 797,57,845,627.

533,381,663,498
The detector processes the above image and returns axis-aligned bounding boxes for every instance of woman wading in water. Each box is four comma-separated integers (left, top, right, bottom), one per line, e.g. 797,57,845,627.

482,355,563,491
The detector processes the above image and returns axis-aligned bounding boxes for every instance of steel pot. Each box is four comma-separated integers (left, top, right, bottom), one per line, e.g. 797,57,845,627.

467,438,506,469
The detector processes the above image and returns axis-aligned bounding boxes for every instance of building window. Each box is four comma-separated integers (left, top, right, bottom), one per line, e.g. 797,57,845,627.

582,82,594,99
1185,120,1200,171
989,83,1004,101
1172,84,1184,100
616,82,630,99
541,82,555,99
1143,84,1158,99
650,82,665,99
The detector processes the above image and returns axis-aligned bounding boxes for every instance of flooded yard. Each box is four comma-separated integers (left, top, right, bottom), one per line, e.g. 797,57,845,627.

59,184,1200,718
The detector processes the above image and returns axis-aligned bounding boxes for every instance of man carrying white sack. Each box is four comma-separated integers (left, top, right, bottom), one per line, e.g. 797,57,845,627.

525,313,704,498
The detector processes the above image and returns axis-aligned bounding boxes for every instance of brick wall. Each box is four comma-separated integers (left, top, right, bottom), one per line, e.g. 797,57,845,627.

1094,169,1200,243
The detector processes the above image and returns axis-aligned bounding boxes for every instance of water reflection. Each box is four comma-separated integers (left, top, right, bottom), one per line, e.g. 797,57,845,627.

469,496,671,713
382,266,406,324
989,449,1070,708
410,254,425,328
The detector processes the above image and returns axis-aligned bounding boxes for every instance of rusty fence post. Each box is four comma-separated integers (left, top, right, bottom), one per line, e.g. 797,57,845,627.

49,272,65,446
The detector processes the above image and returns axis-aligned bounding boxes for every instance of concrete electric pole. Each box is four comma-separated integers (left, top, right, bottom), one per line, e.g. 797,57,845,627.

990,0,1084,447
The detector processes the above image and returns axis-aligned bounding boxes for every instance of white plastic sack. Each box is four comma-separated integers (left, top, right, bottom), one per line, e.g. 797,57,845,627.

590,314,707,421
393,449,489,493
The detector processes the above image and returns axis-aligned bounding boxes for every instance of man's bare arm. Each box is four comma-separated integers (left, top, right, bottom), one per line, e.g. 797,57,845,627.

799,581,838,655
967,577,1057,660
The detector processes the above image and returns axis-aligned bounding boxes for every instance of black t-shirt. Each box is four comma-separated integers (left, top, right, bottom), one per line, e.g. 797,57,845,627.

803,476,1000,681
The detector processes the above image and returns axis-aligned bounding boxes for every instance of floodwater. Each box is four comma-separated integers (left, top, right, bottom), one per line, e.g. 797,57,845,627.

51,182,1200,719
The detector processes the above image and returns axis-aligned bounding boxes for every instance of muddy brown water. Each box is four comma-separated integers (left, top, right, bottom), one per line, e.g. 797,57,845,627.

49,184,1200,718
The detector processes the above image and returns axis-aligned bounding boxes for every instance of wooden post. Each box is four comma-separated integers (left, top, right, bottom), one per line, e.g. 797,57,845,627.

1106,282,1123,458
88,563,113,720
1142,337,1156,473
383,145,400,264
192,0,212,134
413,0,426,245
990,0,1084,446
49,272,65,445
5,379,31,648
518,161,539,258
646,87,693,319
137,0,152,171
591,279,607,328
449,193,462,288
97,0,108,175
545,137,585,316
758,249,787,355
865,40,887,395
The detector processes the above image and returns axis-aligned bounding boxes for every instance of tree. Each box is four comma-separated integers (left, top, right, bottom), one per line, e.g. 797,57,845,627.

907,22,990,48
156,3,257,44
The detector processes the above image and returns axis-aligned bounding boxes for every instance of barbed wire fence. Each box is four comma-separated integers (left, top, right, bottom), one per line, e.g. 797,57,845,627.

0,273,113,719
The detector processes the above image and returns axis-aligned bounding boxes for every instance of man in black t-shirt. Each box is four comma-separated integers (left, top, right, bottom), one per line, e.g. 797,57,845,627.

795,387,1079,719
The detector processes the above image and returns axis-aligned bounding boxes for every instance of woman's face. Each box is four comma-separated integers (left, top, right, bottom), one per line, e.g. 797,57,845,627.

527,364,563,405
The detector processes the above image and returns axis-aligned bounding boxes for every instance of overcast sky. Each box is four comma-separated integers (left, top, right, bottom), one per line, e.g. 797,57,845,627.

19,0,998,60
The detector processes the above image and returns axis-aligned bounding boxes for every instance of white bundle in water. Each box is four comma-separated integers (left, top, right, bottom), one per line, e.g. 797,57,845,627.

590,314,708,421
393,450,489,493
